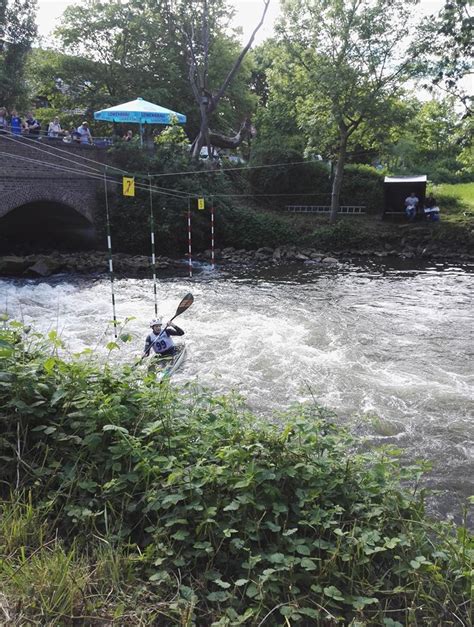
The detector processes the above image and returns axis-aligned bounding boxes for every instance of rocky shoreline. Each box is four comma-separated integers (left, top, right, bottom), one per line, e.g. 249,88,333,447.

0,244,472,278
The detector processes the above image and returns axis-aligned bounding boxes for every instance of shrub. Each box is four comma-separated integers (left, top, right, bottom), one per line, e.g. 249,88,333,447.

249,139,331,208
0,323,472,625
311,220,379,251
340,164,384,214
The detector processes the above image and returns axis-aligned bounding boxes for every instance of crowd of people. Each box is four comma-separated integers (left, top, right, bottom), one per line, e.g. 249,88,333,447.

0,107,97,145
0,107,139,146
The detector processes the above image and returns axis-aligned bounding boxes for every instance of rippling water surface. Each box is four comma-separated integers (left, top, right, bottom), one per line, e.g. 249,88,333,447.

1,258,473,520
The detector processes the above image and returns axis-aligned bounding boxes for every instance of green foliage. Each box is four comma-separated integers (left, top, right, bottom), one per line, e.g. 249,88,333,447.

341,165,385,214
217,204,298,249
154,118,190,147
311,220,379,251
0,323,472,624
0,0,37,109
249,138,331,208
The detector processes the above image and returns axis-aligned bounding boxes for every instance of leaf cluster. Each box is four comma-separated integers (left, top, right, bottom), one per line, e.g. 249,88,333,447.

0,323,472,624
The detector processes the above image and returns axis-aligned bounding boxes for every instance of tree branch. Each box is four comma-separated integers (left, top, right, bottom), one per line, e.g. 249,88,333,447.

212,0,270,111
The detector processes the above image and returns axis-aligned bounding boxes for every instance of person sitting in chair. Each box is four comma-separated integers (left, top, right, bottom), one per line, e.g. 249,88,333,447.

424,195,440,222
404,192,419,221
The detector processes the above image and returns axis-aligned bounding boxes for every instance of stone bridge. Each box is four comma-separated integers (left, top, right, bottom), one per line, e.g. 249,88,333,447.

0,134,114,250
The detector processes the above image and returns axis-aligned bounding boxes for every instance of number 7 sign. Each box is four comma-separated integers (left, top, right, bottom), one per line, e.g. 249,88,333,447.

123,177,135,197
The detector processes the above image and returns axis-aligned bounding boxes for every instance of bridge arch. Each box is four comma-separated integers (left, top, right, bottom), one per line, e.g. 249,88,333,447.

0,187,95,222
0,193,98,253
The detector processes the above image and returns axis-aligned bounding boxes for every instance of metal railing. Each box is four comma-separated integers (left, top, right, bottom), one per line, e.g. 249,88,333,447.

286,205,366,214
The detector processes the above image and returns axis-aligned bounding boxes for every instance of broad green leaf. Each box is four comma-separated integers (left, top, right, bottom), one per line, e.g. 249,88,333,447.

103,424,129,435
323,586,344,601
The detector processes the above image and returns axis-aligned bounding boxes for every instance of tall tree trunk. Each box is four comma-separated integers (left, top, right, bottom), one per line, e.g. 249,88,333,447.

186,0,269,160
329,126,349,224
191,101,210,159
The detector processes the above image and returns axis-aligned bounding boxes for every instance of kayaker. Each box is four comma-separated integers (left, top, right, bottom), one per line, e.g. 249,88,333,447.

142,318,184,358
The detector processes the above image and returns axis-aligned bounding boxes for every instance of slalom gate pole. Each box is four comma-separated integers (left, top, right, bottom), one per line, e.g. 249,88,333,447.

210,196,215,270
104,169,118,338
149,176,158,316
187,198,193,278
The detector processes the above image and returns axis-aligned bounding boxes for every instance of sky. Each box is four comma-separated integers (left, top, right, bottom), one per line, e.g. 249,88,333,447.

35,0,446,46
36,0,282,45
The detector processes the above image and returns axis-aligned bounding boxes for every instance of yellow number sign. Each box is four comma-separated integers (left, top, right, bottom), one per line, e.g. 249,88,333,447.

123,177,135,197
197,197,205,210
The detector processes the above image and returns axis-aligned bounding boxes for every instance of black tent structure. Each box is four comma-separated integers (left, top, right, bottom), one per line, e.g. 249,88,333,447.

383,175,427,218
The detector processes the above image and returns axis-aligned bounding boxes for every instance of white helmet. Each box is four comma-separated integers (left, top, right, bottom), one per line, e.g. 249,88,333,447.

149,317,162,327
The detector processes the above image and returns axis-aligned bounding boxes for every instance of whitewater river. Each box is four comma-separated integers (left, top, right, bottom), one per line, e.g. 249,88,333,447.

1,257,473,522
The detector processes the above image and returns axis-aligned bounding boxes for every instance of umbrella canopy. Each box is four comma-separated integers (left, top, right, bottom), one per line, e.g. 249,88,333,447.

93,97,186,124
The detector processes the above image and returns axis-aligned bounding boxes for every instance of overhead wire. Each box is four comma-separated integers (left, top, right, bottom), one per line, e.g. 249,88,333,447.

0,129,127,175
2,151,335,201
0,151,192,199
148,158,323,178
1,130,333,198
1,132,194,198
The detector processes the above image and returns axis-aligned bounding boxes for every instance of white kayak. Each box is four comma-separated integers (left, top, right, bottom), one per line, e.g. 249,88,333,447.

153,343,187,382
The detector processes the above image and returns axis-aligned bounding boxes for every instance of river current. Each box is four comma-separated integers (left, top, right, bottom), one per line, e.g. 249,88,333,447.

1,257,473,522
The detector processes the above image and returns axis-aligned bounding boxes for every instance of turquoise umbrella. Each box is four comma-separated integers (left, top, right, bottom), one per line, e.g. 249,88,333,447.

94,97,186,144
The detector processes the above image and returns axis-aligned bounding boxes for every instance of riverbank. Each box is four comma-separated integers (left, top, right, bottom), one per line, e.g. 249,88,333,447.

0,325,472,625
0,241,472,278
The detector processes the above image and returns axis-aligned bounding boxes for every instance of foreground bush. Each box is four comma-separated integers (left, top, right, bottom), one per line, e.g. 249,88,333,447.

0,323,472,625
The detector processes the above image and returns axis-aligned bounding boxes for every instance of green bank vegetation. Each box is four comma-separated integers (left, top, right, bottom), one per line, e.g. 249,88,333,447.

0,322,472,625
99,141,474,256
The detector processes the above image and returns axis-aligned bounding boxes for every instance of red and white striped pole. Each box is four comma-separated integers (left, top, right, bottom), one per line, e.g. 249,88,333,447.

187,198,193,278
210,196,215,270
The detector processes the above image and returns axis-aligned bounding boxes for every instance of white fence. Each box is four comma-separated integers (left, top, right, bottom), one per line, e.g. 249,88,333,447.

286,205,366,214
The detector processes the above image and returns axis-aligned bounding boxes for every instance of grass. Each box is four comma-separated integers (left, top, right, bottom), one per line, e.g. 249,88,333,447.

432,182,474,210
428,182,474,225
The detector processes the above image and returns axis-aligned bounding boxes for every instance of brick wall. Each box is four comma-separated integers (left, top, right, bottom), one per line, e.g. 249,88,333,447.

0,135,112,221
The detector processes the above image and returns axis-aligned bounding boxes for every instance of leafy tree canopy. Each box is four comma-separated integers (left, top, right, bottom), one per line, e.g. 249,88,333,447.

48,0,256,139
0,0,37,109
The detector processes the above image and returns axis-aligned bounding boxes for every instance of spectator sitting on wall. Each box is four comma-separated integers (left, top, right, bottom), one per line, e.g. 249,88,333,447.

404,192,419,221
71,127,81,143
48,116,63,137
9,110,23,135
25,112,41,137
0,107,8,133
76,121,93,144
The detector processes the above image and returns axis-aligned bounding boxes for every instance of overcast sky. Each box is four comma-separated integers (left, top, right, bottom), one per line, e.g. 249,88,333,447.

36,0,282,45
36,0,446,46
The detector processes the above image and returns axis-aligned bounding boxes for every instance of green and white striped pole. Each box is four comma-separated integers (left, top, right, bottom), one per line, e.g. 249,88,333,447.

104,168,118,338
149,175,158,316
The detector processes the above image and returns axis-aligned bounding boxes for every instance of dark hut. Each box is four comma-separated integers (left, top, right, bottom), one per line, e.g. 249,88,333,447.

383,175,427,218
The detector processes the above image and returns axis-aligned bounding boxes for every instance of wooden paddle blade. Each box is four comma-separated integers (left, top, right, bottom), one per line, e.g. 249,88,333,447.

175,292,194,317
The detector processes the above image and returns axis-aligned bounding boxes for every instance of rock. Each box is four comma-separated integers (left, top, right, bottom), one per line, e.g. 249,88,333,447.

256,247,273,257
27,258,64,277
295,253,310,261
321,256,338,264
273,248,281,261
0,256,32,276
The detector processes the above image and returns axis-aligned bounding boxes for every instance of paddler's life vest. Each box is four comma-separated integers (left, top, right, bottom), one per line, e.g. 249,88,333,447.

145,330,175,355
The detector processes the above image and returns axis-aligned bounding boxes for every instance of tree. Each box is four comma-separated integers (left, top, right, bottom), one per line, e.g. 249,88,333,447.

279,0,421,222
383,97,472,183
180,0,270,159
0,0,37,109
52,0,261,144
417,0,472,115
